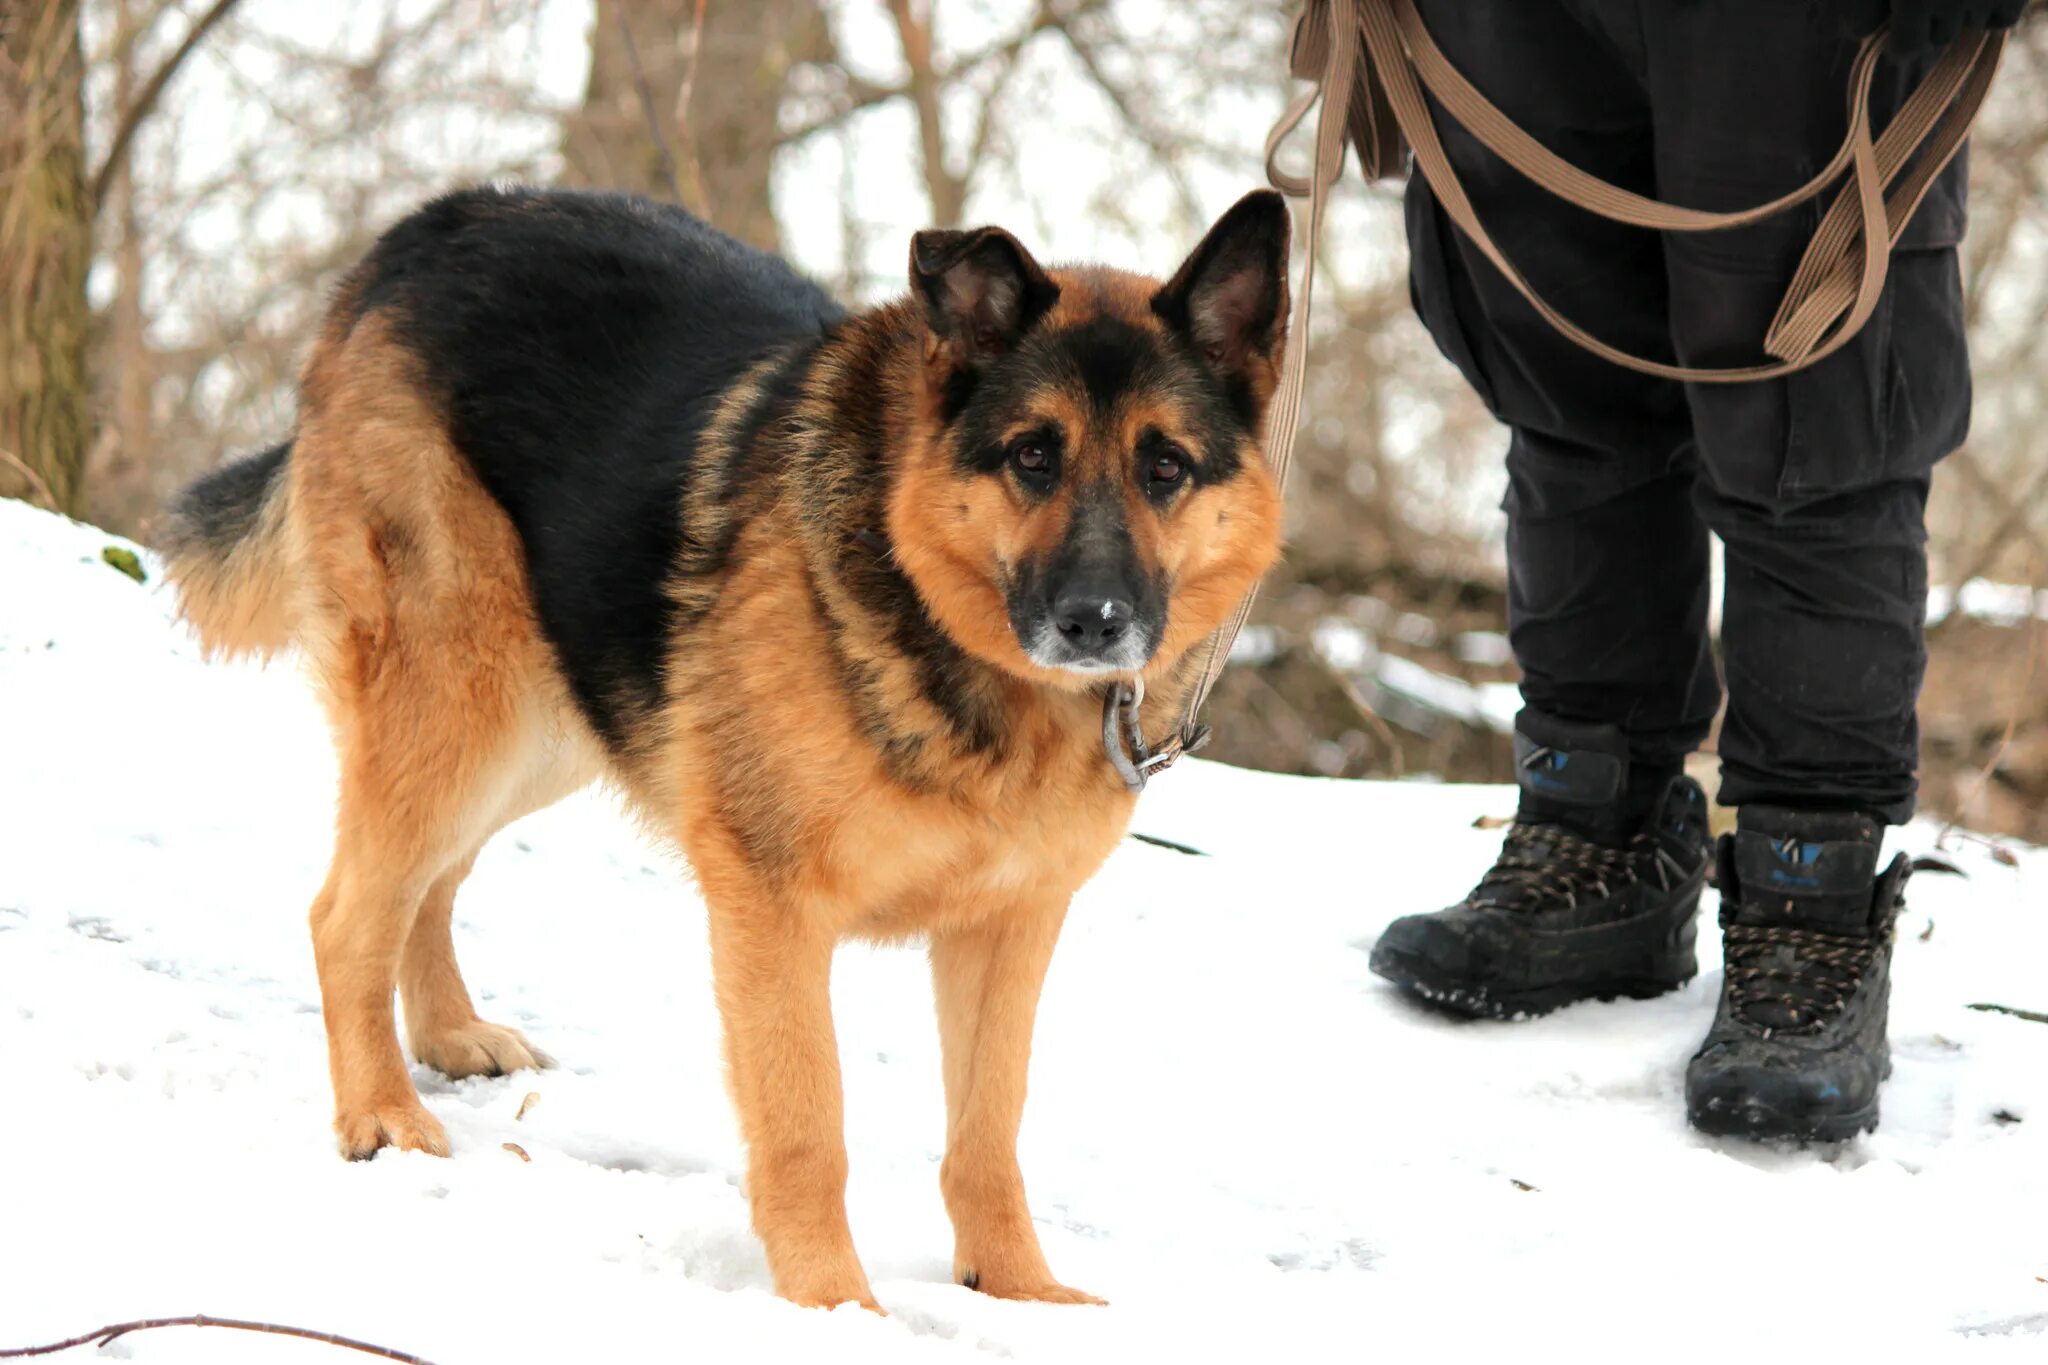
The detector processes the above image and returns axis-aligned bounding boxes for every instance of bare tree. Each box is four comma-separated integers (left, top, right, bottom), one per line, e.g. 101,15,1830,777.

76,0,571,537
562,0,832,253
96,0,159,513
1,0,93,514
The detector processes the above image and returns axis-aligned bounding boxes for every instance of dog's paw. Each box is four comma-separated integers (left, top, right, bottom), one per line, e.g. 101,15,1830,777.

335,1100,450,1160
970,1279,1106,1306
775,1258,883,1314
411,1019,551,1080
784,1281,885,1315
959,1261,1106,1305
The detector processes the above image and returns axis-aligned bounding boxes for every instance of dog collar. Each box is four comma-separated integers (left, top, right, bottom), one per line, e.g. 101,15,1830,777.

1102,677,1206,793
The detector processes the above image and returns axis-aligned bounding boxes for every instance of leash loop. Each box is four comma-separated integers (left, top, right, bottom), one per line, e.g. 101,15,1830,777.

1103,679,1150,792
1103,676,1205,792
1147,0,2006,789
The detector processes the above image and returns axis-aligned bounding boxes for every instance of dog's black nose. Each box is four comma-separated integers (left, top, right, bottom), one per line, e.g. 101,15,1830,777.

1053,591,1133,646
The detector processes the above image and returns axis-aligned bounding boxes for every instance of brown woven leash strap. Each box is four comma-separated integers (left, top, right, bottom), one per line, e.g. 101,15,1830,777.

1371,0,2003,382
1157,0,2005,771
1143,0,1362,774
1385,0,2000,369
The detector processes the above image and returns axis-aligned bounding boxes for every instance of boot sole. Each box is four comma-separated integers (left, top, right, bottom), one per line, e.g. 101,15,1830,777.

1368,942,1695,1021
1686,1096,1879,1144
1686,1051,1890,1144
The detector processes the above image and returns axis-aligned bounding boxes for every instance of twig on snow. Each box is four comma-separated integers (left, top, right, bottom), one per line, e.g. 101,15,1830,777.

1967,1002,2048,1025
1127,831,1207,857
0,1315,437,1362
1934,829,2021,867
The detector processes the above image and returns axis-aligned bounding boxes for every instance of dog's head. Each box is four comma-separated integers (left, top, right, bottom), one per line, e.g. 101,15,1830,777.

888,190,1289,689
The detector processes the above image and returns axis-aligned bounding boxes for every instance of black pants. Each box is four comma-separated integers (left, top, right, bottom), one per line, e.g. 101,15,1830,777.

1404,0,1971,824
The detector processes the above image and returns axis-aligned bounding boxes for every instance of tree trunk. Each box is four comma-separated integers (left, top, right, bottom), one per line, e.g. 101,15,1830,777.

885,0,965,227
560,0,829,255
0,0,93,516
87,0,156,532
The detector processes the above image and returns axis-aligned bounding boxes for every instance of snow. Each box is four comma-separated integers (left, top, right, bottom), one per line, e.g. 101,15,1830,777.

1927,580,2048,629
2,495,2045,1362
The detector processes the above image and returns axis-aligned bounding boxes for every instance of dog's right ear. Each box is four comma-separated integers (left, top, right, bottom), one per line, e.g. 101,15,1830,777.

910,226,1059,370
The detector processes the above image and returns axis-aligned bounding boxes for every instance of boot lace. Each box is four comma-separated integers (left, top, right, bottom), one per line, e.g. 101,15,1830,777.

1722,924,1880,1035
1468,822,1687,913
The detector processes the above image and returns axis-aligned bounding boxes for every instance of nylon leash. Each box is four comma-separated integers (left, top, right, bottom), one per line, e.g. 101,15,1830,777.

1109,0,2006,793
1104,0,1358,793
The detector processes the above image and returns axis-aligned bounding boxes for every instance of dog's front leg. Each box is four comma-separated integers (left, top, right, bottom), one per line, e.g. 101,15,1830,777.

706,891,876,1311
930,898,1104,1304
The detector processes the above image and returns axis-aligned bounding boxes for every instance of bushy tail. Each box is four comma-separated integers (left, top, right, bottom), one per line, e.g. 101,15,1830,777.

161,441,299,660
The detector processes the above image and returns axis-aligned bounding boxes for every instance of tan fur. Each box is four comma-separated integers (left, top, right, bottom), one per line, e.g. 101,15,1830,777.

890,270,1283,697
168,246,1282,1312
252,314,606,1161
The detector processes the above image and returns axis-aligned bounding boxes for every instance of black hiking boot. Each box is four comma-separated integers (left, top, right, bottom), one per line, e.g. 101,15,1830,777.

1686,806,1911,1143
1369,711,1710,1019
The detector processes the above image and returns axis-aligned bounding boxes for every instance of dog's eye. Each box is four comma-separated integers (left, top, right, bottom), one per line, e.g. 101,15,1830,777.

1010,440,1050,475
1148,447,1188,487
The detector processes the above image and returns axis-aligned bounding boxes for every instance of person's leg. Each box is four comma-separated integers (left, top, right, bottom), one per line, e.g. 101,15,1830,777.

1371,0,1715,1018
1644,1,1970,1138
1505,443,1718,819
1650,1,1966,820
1710,478,1938,821
1405,0,1721,796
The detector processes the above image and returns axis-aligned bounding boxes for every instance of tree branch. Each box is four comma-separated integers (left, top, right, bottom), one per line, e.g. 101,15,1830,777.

1929,458,2048,639
1935,562,2043,842
669,0,712,211
885,0,963,225
1966,1001,2048,1025
776,13,1075,152
613,1,682,205
776,75,906,144
0,1314,436,1362
90,0,246,212
0,446,61,512
1055,16,1202,226
960,0,1070,179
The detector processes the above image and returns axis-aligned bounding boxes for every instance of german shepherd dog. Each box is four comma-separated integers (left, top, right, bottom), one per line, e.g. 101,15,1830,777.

163,185,1288,1309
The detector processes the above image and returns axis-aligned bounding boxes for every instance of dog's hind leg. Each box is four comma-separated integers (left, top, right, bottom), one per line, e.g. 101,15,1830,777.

398,744,595,1080
292,315,587,1158
315,679,594,1158
398,851,550,1081
310,679,544,1159
930,898,1103,1305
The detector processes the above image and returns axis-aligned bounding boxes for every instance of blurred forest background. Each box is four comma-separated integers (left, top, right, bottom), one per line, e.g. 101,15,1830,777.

2,0,2045,839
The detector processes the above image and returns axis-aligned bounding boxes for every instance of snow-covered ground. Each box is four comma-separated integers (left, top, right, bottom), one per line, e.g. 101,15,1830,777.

2,496,2044,1363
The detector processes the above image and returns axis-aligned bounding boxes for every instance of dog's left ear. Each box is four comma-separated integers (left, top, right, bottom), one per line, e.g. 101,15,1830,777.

910,226,1060,369
1152,190,1292,384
